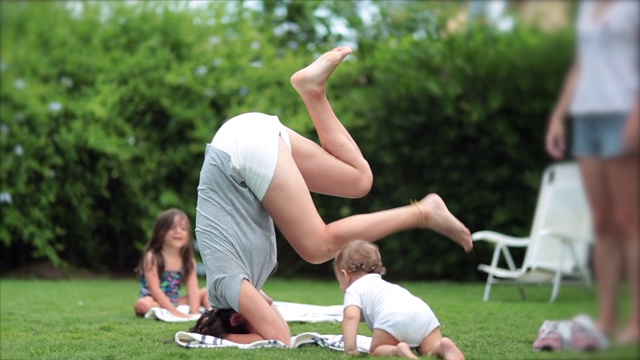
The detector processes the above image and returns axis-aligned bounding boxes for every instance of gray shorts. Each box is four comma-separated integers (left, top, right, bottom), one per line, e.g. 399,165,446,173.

571,113,627,158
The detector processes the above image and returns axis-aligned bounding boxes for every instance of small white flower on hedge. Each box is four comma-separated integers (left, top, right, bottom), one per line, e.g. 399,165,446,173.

49,102,63,113
14,79,25,89
194,65,208,76
60,76,74,88
0,192,12,205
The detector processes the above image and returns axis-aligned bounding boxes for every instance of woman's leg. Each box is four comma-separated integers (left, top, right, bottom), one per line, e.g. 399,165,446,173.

263,139,471,264
261,48,471,264
606,154,640,343
578,157,624,335
288,46,373,198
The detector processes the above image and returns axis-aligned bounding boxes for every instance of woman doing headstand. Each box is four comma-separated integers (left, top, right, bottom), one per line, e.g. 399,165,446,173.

195,47,473,345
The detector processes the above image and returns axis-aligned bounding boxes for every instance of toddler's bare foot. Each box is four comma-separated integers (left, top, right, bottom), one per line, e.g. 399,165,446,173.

290,46,352,96
437,338,465,360
396,342,418,359
416,194,473,252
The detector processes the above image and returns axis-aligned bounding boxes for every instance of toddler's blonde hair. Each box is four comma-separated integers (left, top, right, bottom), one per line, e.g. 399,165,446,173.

333,240,386,276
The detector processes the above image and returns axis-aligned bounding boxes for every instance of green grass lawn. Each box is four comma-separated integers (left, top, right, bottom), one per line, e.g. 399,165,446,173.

0,277,637,359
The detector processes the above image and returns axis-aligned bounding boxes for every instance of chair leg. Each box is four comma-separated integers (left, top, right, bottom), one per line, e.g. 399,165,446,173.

550,268,563,303
568,244,594,296
517,284,527,301
483,276,493,302
549,243,569,303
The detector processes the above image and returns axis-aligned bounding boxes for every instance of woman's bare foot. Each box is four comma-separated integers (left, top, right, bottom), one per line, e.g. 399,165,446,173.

396,342,418,359
435,338,465,360
416,194,473,252
290,46,352,96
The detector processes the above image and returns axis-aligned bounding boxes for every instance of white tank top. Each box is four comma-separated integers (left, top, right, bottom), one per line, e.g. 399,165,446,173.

569,0,639,116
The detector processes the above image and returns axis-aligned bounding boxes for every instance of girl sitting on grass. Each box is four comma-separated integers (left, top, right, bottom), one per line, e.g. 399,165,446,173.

134,208,210,318
334,240,464,360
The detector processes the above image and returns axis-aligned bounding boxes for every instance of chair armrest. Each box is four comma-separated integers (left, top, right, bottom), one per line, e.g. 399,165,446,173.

471,230,531,247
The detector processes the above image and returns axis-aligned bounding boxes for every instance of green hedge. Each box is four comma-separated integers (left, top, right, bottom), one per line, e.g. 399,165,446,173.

0,1,573,280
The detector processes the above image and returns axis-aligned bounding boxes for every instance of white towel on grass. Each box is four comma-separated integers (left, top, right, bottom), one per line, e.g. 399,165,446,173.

174,331,372,352
274,301,344,323
145,301,344,323
144,305,202,322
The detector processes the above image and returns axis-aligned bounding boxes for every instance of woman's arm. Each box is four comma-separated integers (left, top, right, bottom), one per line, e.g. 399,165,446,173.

237,280,292,345
342,305,362,356
185,259,201,315
224,333,265,344
546,58,580,159
623,93,640,153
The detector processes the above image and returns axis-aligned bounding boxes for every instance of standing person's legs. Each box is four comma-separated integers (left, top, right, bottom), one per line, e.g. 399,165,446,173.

607,154,640,343
578,157,623,335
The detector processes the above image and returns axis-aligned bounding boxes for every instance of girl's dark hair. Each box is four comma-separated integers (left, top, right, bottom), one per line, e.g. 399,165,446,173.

190,309,249,338
134,208,195,277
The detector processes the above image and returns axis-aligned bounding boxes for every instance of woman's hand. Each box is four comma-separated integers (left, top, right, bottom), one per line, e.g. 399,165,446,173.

545,115,566,159
623,102,640,153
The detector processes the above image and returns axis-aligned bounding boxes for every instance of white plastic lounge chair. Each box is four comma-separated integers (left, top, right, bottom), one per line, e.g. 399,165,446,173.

472,162,594,303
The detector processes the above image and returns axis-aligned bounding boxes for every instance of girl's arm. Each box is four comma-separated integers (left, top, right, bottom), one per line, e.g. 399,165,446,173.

143,253,188,318
545,58,580,159
342,305,362,356
185,259,201,315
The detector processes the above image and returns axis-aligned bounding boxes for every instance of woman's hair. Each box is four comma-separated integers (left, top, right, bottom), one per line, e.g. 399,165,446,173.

190,308,249,338
333,240,386,276
134,208,195,277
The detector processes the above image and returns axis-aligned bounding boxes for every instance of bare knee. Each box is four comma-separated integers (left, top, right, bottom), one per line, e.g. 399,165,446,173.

134,296,157,316
613,207,640,240
294,235,344,264
592,207,616,239
351,171,373,198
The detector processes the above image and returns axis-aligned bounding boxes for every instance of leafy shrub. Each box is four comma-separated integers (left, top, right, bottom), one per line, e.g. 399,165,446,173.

0,1,572,280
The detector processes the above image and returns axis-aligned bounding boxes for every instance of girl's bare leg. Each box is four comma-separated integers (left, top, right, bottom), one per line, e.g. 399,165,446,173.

134,296,159,316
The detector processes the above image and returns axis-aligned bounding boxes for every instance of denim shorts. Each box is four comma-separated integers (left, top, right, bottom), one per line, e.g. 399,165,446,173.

571,113,627,158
